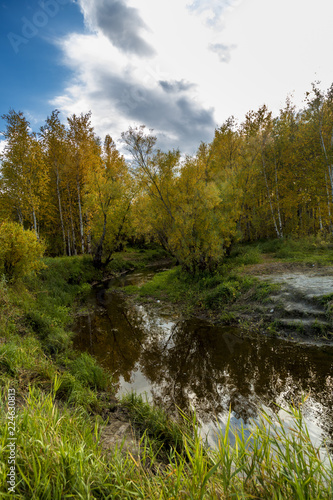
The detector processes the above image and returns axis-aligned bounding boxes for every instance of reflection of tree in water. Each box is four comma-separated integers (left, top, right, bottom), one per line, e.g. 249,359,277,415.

74,287,333,446
141,319,232,418
73,287,148,383
140,319,333,436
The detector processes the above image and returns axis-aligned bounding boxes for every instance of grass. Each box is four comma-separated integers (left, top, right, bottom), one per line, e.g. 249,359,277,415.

253,235,333,265
123,236,333,326
105,246,170,273
1,385,331,499
0,247,171,412
124,265,277,321
121,392,187,461
121,394,333,499
0,255,111,412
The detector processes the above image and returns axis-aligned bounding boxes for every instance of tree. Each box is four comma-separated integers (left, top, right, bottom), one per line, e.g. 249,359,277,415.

122,126,179,254
40,110,69,255
122,126,241,272
0,110,49,237
0,221,46,281
86,135,134,268
67,112,98,254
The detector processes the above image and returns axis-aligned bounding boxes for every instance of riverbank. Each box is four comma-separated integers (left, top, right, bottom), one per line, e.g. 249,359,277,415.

122,238,333,343
1,246,333,498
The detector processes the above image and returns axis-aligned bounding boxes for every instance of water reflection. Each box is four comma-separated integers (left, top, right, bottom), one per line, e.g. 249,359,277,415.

73,272,333,449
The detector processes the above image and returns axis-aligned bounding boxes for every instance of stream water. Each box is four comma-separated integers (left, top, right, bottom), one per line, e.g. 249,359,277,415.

73,267,333,450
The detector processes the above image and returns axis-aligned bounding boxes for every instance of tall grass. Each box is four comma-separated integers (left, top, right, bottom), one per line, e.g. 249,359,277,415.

0,384,142,499
1,387,331,499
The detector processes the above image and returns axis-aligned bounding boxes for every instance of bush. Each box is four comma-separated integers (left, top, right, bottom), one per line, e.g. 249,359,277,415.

0,221,45,281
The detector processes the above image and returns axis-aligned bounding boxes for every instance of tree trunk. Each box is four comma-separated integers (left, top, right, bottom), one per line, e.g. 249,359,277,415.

67,228,72,256
262,155,281,238
324,173,333,234
56,171,66,255
318,203,323,231
87,230,92,254
77,176,85,254
67,183,77,255
32,206,38,239
16,207,23,226
274,158,283,238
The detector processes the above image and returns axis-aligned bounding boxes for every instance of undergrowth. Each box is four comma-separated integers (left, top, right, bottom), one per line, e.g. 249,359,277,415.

253,235,333,265
124,266,276,317
0,256,110,412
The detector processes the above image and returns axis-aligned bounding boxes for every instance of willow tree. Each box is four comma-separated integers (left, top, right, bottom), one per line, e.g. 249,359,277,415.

122,126,241,272
86,135,134,268
122,126,179,254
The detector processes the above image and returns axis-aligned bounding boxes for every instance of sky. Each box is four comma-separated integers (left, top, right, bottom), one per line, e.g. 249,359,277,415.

1,0,333,154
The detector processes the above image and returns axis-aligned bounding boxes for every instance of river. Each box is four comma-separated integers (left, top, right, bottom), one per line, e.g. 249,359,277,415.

73,267,333,451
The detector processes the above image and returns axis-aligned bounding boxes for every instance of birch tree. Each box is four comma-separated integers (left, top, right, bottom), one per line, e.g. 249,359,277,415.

67,112,97,254
0,110,48,237
40,110,68,254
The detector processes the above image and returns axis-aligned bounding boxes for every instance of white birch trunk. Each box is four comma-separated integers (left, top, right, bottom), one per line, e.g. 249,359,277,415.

77,177,85,254
67,228,72,256
67,183,77,255
274,158,283,238
56,171,66,255
262,155,281,238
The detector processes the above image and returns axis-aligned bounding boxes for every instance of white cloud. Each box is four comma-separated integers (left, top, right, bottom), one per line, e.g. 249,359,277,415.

52,31,215,152
209,43,236,63
187,0,242,28
51,0,333,153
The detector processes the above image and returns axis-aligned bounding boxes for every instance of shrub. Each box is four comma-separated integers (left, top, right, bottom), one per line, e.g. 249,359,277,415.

0,221,45,281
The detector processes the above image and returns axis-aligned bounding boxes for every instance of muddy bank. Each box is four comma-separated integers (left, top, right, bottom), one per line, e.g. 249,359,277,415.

243,263,333,341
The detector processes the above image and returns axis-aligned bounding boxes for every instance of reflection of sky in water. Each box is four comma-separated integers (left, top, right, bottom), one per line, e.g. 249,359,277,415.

73,270,333,453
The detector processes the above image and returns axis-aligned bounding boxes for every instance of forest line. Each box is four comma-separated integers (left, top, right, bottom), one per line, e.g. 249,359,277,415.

1,82,333,273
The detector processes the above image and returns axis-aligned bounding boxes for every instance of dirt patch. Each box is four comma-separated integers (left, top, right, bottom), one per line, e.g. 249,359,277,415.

100,416,140,461
97,394,142,460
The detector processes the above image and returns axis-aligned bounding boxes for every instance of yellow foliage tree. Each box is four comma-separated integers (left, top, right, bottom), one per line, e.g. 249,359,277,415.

122,126,241,272
85,135,134,268
0,221,46,281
